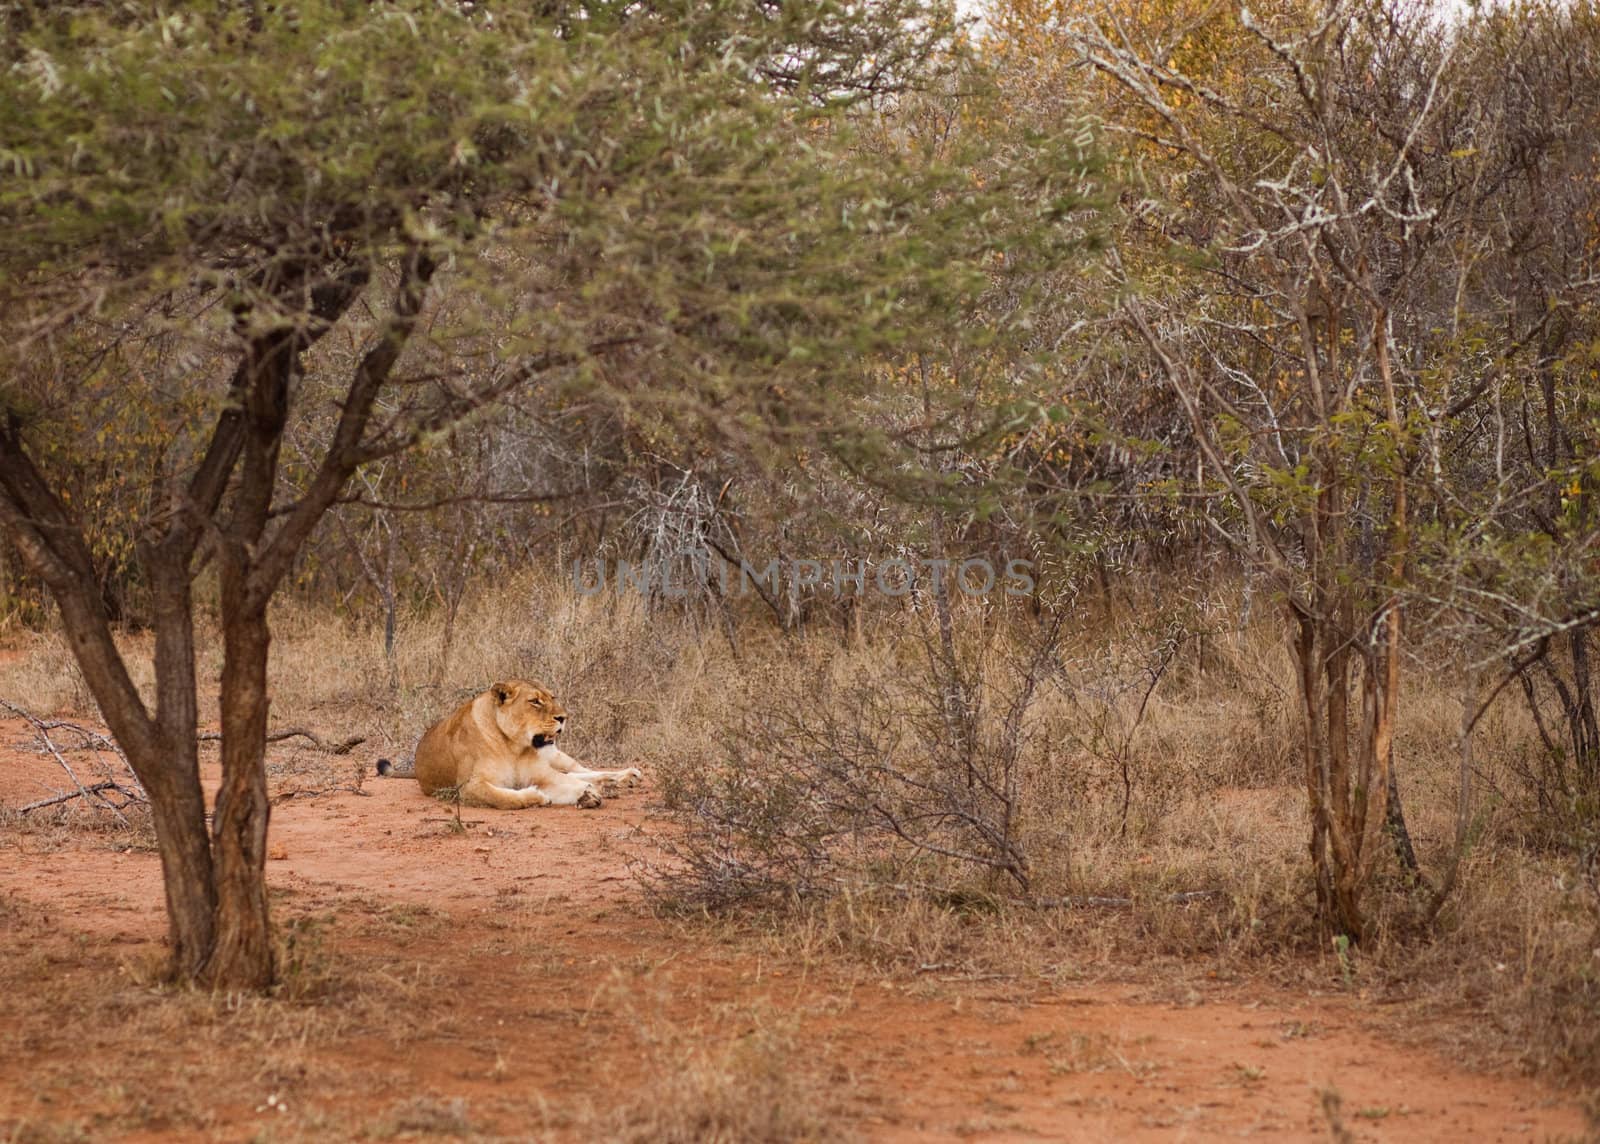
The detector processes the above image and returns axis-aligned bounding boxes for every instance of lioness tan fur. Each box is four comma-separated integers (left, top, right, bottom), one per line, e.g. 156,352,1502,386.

411,679,640,809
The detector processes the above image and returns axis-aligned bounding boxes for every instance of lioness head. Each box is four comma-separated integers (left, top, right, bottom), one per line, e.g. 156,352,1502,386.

489,678,568,750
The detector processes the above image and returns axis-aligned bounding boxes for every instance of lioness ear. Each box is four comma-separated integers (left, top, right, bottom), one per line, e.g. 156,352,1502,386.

491,682,512,704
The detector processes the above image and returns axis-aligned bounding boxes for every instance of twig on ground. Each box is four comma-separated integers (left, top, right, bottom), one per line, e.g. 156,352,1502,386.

271,783,370,803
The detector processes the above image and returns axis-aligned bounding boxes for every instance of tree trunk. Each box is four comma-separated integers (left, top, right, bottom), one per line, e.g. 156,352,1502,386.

202,317,290,990
208,575,276,990
1372,315,1410,883
1385,763,1421,877
138,760,219,976
1568,628,1600,786
1291,603,1337,929
1291,597,1372,942
143,550,217,978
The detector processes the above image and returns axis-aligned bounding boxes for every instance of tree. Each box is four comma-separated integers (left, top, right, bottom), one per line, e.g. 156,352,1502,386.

0,1,1088,987
1410,3,1600,833
1046,0,1472,938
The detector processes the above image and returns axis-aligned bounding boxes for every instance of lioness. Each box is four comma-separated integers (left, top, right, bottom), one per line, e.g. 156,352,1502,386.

390,679,640,809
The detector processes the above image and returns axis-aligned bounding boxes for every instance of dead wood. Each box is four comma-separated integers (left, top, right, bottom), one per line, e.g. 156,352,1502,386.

0,697,145,821
200,728,366,754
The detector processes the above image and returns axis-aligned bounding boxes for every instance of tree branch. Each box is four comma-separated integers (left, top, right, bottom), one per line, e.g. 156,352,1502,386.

166,264,372,565
0,420,162,762
246,252,436,607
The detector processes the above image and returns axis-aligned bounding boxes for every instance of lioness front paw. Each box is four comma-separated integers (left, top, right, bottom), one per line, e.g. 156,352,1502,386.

621,767,642,785
576,786,602,809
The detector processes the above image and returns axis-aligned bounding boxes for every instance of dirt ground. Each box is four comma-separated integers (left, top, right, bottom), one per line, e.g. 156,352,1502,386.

0,720,1590,1142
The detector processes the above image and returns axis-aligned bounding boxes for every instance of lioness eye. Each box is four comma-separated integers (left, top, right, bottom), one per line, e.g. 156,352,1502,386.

531,698,543,708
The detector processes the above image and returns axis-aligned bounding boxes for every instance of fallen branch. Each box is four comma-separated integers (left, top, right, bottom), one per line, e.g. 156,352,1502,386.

20,780,143,814
0,697,145,822
271,783,370,803
200,728,366,754
34,719,119,754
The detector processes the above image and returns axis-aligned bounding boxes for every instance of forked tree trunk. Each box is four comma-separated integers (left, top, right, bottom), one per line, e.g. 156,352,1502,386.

1291,593,1410,942
1286,317,1411,944
0,255,434,990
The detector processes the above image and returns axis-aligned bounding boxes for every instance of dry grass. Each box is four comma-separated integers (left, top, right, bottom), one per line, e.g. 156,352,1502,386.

2,569,1597,1105
0,891,443,1142
576,1008,850,1144
0,800,157,854
0,880,854,1144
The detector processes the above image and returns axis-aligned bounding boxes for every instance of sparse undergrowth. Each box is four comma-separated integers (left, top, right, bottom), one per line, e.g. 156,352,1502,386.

1,572,1598,1102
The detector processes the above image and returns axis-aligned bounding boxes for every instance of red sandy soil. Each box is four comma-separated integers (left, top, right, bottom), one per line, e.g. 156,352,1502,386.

0,719,1590,1142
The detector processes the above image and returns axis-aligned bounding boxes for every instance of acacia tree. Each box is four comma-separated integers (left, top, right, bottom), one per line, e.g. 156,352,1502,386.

1054,0,1479,938
988,0,1600,932
0,1,1087,987
1415,4,1600,827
